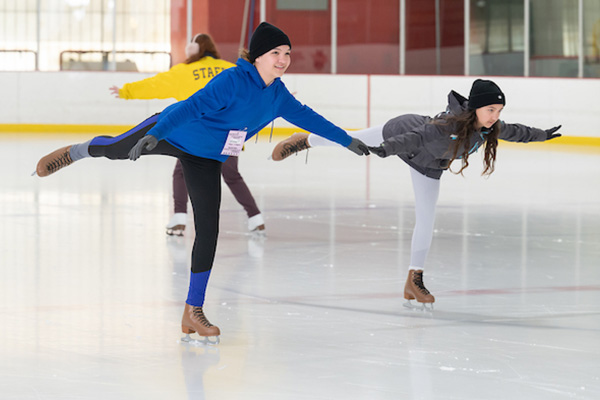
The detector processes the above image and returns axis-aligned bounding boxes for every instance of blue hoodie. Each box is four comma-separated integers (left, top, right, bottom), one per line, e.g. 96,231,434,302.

148,58,352,162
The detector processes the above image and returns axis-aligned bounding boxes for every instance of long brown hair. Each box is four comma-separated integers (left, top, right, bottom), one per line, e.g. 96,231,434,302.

184,34,221,64
442,109,501,176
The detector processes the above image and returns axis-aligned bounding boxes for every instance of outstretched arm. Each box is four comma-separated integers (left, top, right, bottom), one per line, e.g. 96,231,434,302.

499,121,562,143
117,66,184,100
278,90,369,156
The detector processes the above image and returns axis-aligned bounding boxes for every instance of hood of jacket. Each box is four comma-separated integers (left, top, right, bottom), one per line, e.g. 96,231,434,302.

447,90,469,116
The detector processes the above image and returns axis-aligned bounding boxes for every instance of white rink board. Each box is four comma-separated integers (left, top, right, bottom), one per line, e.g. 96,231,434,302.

0,71,599,137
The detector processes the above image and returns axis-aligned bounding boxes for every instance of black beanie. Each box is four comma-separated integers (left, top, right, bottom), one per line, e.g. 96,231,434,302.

467,79,506,109
249,22,291,63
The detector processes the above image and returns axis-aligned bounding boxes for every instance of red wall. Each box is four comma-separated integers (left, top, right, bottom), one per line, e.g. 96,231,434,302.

170,0,246,64
405,0,464,75
171,0,463,75
260,2,332,73
338,0,400,74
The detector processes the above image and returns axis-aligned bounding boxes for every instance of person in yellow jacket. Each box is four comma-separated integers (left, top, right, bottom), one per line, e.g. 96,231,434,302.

109,33,265,236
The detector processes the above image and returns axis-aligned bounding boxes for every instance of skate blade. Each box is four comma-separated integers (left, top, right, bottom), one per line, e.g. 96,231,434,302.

166,229,184,237
249,230,266,239
31,170,38,177
181,333,220,346
403,299,434,312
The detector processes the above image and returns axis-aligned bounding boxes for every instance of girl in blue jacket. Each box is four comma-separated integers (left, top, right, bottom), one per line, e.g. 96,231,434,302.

110,33,266,238
35,22,369,344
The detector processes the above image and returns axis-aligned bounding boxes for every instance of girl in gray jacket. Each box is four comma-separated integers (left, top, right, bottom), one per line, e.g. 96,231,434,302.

271,79,561,310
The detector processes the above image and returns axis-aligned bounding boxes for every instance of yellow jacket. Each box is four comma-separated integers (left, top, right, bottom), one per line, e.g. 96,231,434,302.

119,56,235,101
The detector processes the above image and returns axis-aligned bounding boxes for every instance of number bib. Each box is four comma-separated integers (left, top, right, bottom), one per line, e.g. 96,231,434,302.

221,130,247,156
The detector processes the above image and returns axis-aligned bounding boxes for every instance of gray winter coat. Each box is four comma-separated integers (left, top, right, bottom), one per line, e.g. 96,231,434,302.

381,90,548,179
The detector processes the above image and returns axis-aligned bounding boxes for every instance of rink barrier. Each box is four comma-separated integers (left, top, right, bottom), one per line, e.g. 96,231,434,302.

1,71,598,142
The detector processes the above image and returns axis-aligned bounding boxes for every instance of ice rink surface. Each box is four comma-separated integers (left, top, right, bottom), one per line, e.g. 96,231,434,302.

1,134,599,399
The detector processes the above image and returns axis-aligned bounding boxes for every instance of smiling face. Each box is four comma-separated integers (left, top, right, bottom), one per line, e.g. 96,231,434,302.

254,45,291,86
475,104,504,129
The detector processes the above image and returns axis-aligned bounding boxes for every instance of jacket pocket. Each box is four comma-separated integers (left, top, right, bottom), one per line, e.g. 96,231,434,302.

407,149,430,166
406,149,420,160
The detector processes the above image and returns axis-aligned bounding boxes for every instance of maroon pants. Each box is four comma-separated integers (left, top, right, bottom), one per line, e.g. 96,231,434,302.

173,156,260,218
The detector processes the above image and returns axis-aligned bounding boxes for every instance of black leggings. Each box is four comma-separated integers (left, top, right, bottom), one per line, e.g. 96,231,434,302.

89,113,222,273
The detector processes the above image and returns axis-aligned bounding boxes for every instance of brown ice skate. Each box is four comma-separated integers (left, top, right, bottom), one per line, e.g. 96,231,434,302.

404,269,435,310
271,132,310,161
35,145,74,177
181,303,220,345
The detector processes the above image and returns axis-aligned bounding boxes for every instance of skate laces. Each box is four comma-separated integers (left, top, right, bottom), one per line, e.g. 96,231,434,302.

47,151,72,173
192,307,214,328
279,137,309,159
412,271,431,295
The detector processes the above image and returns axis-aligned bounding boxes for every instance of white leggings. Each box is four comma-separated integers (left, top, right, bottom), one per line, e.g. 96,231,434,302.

309,127,441,270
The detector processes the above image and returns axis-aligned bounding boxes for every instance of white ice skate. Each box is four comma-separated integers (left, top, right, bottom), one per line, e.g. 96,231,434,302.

248,213,266,238
166,213,187,236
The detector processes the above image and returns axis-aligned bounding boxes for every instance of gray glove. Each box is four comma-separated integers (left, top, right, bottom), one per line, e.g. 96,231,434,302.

346,137,370,156
368,145,387,158
545,125,562,140
128,135,158,161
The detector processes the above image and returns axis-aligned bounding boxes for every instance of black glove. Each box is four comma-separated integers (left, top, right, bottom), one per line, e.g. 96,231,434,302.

128,135,158,161
346,137,370,156
367,145,388,158
545,125,562,140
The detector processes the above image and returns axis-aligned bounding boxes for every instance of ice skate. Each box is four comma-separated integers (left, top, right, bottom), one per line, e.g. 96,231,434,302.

35,145,74,177
403,269,435,311
181,304,220,345
248,213,266,238
250,224,266,239
271,132,310,161
166,213,187,236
